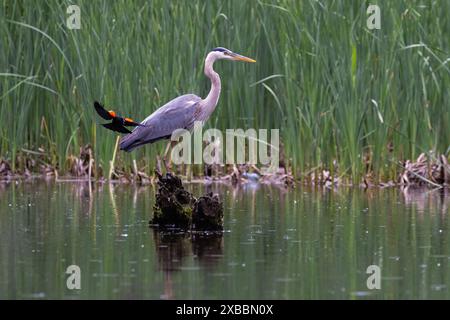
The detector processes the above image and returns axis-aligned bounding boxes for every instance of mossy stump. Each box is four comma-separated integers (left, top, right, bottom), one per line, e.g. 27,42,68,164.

151,172,223,231
193,193,223,231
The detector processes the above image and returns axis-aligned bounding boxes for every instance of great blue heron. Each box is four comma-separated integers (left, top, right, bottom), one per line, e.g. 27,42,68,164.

119,47,256,168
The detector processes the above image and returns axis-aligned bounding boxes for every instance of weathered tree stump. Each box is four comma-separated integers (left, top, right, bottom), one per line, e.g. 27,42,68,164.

151,172,223,231
192,193,223,231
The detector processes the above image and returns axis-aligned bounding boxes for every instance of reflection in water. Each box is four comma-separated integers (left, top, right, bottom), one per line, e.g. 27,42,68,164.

191,233,224,268
0,181,449,299
153,231,223,299
401,186,450,215
154,232,192,273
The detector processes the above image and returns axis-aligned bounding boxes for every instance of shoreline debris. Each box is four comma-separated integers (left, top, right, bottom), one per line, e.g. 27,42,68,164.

400,153,450,187
1,147,449,188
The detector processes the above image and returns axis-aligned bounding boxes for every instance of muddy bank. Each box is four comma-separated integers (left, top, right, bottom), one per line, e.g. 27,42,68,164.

1,146,449,188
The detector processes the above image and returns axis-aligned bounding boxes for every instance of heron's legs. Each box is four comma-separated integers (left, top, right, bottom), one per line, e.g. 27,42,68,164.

163,141,176,172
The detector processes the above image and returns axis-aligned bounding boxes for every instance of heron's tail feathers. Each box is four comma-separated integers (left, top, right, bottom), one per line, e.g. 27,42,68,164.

119,134,144,152
120,132,169,152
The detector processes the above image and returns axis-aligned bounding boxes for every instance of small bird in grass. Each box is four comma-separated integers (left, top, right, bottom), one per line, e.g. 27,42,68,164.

93,101,145,134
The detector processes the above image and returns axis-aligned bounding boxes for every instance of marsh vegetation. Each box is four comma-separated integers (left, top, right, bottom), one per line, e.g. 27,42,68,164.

0,1,449,185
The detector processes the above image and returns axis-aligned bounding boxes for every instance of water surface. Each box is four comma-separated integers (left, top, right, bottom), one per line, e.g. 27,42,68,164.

0,181,449,299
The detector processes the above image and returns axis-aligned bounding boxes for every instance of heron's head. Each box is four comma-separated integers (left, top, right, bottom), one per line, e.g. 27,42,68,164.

209,47,256,63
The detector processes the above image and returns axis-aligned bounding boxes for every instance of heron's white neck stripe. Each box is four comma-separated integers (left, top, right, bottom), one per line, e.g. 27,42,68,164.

203,52,221,113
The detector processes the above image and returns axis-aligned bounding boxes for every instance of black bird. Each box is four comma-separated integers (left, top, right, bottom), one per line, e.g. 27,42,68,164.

94,101,145,134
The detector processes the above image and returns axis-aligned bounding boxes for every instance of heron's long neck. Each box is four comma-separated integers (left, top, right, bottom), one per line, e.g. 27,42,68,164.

203,54,221,114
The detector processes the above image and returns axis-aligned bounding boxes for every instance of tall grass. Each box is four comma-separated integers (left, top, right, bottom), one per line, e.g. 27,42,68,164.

0,0,449,182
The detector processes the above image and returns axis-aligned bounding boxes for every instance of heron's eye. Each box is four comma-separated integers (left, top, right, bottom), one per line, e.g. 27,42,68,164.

223,51,229,55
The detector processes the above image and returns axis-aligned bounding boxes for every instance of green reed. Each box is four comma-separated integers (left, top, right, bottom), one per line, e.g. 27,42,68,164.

0,0,449,182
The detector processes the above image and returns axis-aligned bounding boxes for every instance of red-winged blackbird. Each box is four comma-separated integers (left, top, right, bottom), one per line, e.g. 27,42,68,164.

94,101,145,134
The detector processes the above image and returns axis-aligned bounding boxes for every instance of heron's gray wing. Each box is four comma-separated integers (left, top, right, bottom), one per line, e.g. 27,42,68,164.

120,94,202,151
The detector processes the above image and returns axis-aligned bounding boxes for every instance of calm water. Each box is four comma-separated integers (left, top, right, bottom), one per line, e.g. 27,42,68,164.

0,181,449,299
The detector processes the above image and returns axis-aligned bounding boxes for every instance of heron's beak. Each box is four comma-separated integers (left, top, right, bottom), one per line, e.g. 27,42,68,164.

231,53,256,63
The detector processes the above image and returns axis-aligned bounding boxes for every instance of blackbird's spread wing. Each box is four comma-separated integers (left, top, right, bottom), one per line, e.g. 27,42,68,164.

94,101,114,120
102,123,132,134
